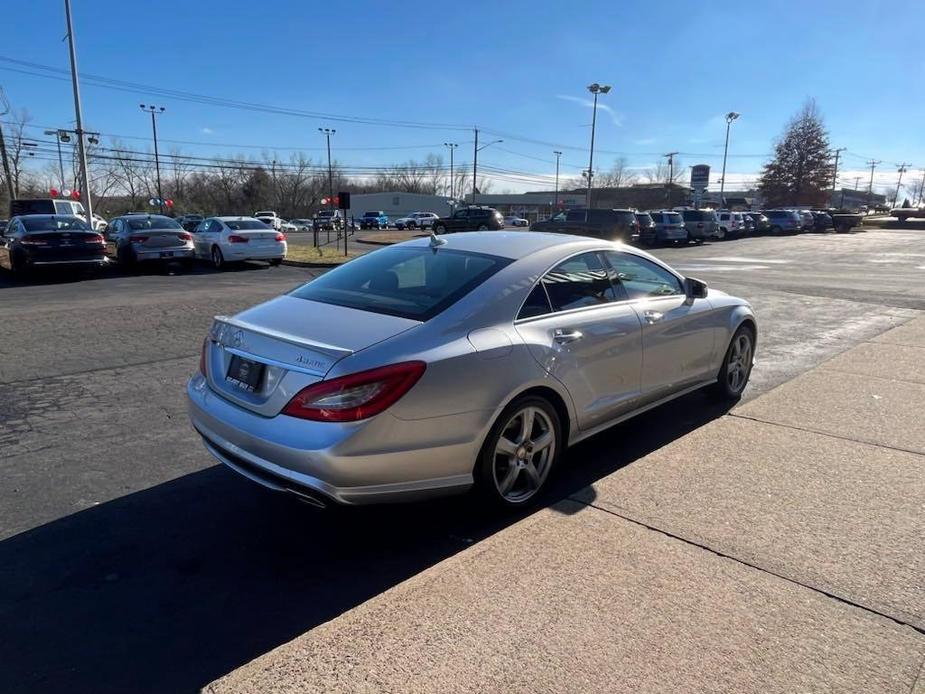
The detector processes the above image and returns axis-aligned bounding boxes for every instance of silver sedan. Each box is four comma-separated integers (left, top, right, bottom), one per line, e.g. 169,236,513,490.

187,232,756,508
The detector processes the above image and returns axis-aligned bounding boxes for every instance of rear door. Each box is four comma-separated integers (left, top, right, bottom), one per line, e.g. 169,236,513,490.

515,251,643,430
563,209,588,236
604,251,716,401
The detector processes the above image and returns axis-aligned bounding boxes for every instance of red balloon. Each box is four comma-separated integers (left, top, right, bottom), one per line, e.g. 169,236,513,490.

71,190,81,199
165,199,174,208
50,188,59,198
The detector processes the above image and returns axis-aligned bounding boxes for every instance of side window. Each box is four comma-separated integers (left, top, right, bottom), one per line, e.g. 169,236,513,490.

453,210,467,219
541,252,618,312
604,252,684,300
518,283,553,320
565,209,586,223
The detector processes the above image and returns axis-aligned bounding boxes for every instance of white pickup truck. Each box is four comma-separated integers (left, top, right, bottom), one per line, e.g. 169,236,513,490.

254,210,282,230
891,207,925,222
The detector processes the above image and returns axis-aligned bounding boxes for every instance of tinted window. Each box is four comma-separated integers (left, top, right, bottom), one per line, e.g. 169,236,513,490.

125,216,182,230
290,247,511,321
682,210,714,222
665,213,683,224
542,252,617,312
21,216,91,232
518,284,553,320
635,213,653,225
604,252,684,299
565,209,586,223
226,220,270,230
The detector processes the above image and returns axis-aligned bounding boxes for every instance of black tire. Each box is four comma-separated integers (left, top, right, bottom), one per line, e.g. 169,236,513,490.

117,245,136,270
711,324,755,400
407,222,417,230
769,225,782,235
10,249,30,279
211,245,225,270
477,224,489,231
434,224,447,234
269,258,282,267
716,226,727,240
475,395,562,509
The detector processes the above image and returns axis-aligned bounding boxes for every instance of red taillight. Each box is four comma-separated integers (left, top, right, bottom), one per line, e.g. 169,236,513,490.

275,232,286,242
199,338,209,376
86,233,105,244
129,235,149,243
178,232,192,241
282,361,427,422
21,237,48,246
228,235,249,243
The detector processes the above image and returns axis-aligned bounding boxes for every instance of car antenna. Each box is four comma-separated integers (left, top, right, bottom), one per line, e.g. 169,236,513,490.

429,232,447,249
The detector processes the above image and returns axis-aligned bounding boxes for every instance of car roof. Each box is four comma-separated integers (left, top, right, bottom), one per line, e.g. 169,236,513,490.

399,231,614,260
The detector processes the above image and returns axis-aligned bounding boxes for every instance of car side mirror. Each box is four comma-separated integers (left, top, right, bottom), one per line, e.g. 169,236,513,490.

685,277,708,299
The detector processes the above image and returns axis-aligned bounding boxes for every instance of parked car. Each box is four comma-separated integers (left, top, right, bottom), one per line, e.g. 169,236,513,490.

188,232,756,509
394,211,439,230
177,214,205,232
91,213,108,232
634,212,655,241
504,215,530,227
810,210,833,231
315,210,344,231
433,206,504,233
788,209,815,231
678,209,718,243
279,220,298,233
359,211,390,230
106,214,195,268
762,209,803,234
193,216,287,269
289,218,314,231
254,210,282,231
744,212,769,233
715,210,747,239
9,198,107,231
530,208,638,243
0,214,107,275
0,219,8,234
641,210,687,245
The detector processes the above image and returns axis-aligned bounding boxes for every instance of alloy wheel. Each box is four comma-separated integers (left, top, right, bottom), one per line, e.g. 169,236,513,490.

211,246,224,269
492,405,556,504
726,332,753,394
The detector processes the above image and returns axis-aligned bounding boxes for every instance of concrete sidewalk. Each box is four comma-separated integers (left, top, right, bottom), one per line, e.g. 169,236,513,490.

206,318,925,694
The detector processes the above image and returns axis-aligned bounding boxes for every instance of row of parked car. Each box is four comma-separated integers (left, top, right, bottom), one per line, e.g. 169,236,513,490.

0,212,287,276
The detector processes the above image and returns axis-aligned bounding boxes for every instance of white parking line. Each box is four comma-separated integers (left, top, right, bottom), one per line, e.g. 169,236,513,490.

698,256,788,264
675,265,771,272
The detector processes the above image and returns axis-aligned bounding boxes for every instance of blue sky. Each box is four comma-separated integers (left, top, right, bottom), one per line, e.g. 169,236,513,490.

3,0,923,194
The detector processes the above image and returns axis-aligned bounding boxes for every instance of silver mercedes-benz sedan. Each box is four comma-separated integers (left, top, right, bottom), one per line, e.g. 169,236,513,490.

187,232,756,508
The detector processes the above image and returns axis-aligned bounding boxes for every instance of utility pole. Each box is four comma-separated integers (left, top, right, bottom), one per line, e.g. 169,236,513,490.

830,147,846,204
140,104,166,213
64,0,93,225
553,150,562,208
663,151,679,204
866,159,881,209
44,129,67,190
894,163,910,207
471,129,502,207
319,127,336,222
719,112,740,209
0,88,13,203
443,142,458,202
917,172,925,207
585,83,611,208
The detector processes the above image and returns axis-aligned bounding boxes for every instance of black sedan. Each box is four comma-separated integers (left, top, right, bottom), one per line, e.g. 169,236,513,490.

0,215,108,276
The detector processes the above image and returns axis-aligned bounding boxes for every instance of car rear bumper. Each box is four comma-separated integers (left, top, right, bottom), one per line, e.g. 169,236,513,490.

223,242,287,261
187,374,477,505
134,246,195,262
29,257,109,268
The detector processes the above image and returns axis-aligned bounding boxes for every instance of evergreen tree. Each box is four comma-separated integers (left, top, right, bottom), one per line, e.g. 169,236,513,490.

758,100,834,207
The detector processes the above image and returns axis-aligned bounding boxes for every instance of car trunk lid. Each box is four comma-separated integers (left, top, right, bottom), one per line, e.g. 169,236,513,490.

131,229,191,248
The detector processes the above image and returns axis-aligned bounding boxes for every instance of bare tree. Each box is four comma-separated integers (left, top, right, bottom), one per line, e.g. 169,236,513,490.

5,108,36,197
596,157,638,188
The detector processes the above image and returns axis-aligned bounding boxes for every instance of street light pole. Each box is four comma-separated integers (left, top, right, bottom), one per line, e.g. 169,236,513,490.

553,150,562,208
64,0,93,224
140,104,166,213
719,111,740,209
319,127,336,221
894,163,910,207
443,142,458,201
663,152,679,204
830,147,846,203
585,83,611,208
472,129,502,206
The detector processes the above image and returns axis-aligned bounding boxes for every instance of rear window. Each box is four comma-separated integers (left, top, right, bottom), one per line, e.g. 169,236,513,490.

22,216,90,231
682,210,713,222
635,213,653,224
226,220,270,230
126,216,181,230
363,212,381,217
290,246,511,321
664,213,683,224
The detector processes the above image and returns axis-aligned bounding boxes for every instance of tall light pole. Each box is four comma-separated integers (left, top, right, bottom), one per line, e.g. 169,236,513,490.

443,142,458,201
585,83,611,208
319,128,336,218
64,0,93,224
140,104,166,213
830,147,846,204
719,111,740,209
471,128,502,205
894,163,910,207
553,150,562,208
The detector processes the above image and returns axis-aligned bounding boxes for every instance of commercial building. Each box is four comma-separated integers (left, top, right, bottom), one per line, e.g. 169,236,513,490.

346,192,455,219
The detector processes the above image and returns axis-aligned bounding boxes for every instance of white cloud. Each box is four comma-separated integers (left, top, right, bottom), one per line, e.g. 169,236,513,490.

200,127,214,135
556,94,623,127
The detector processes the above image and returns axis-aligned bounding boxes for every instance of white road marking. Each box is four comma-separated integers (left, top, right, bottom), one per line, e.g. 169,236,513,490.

698,256,788,264
675,264,771,272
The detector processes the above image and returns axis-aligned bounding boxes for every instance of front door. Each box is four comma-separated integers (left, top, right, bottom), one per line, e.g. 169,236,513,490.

515,251,643,430
604,251,716,401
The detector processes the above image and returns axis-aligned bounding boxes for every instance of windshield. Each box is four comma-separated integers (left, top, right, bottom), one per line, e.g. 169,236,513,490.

290,246,511,321
126,216,182,230
22,216,91,232
226,220,270,230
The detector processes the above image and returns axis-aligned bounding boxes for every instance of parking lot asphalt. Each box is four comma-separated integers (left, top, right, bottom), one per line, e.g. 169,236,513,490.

1,225,924,692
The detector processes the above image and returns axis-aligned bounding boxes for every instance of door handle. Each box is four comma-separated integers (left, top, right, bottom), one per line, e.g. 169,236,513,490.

553,329,583,344
643,310,664,324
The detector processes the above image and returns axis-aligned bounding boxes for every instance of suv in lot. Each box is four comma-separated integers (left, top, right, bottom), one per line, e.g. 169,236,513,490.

678,209,718,243
433,206,504,233
763,209,803,234
530,208,638,242
641,210,686,245
394,211,438,230
254,210,282,231
715,210,747,239
359,211,390,230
